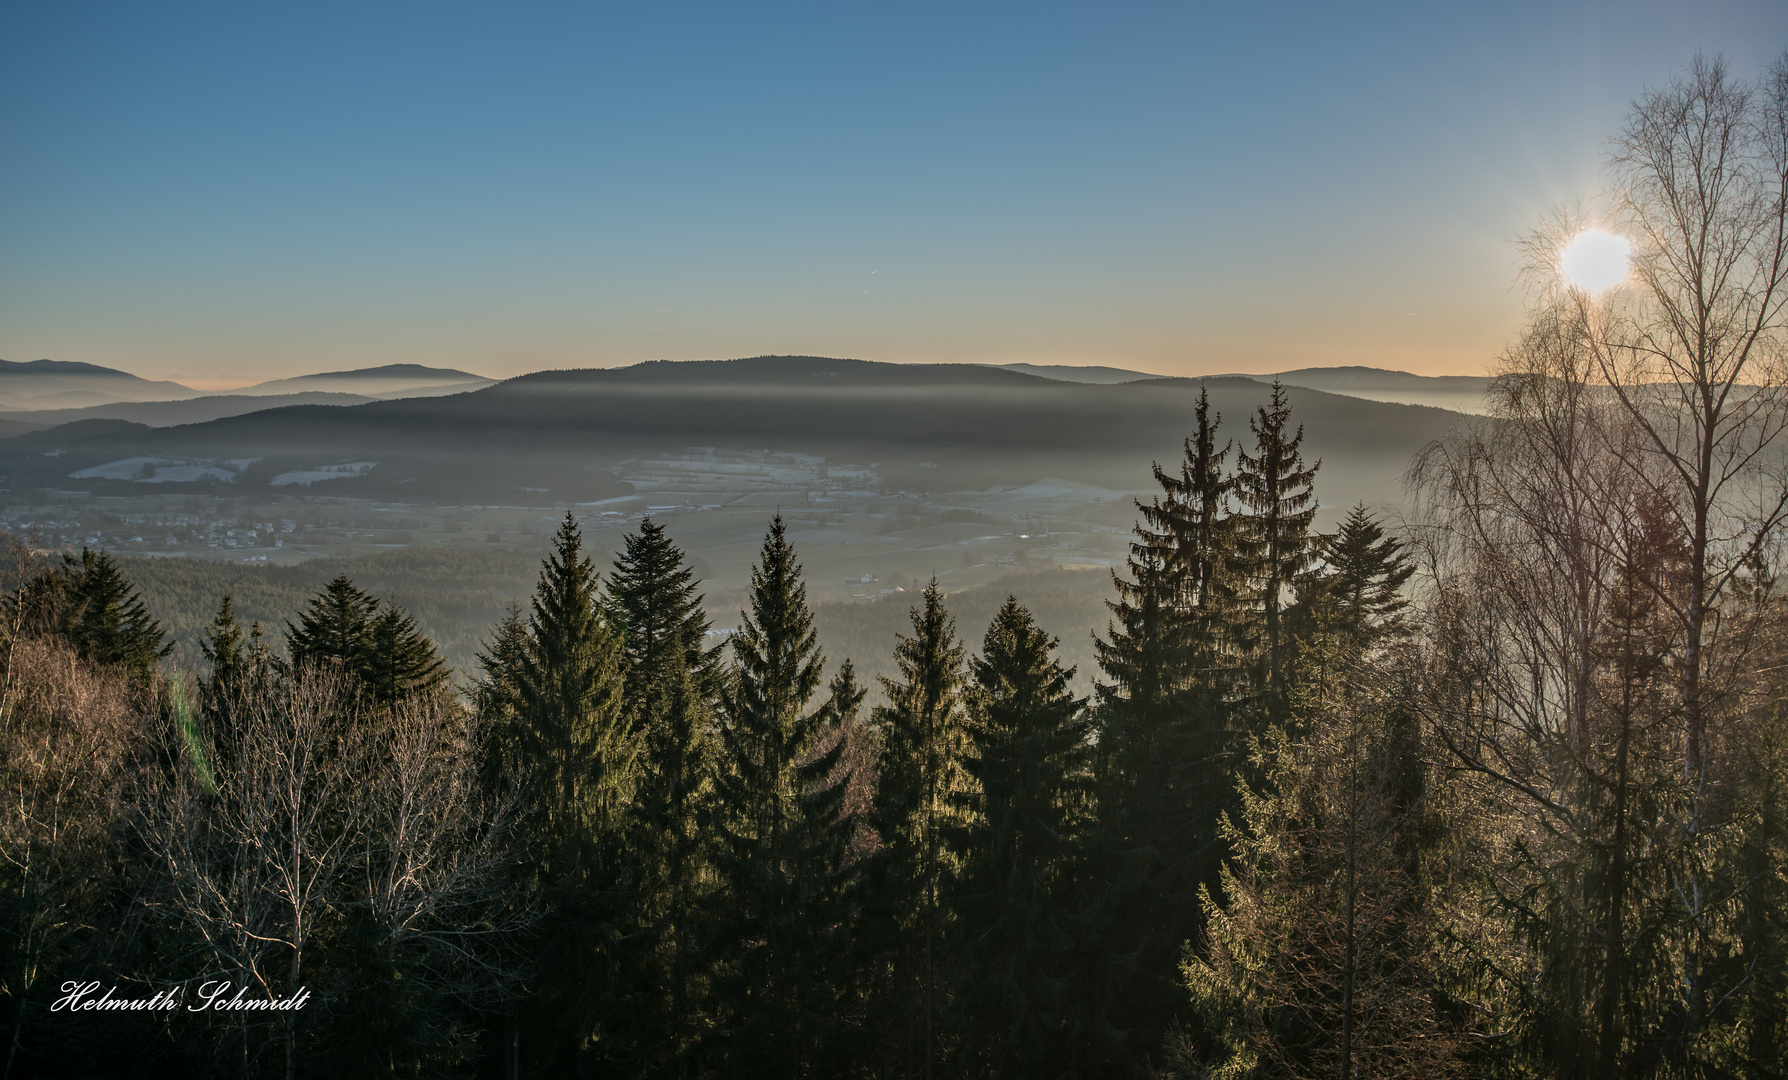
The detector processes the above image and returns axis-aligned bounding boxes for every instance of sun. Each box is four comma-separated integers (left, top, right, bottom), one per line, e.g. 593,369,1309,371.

1559,229,1631,293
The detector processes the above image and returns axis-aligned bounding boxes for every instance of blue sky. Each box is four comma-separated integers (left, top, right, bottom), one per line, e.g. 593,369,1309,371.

2,1,1784,384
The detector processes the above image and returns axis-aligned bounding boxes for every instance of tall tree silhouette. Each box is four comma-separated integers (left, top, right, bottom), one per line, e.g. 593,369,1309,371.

609,516,720,711
358,605,448,705
870,579,969,1080
287,574,445,705
709,516,857,1076
1307,503,1415,649
604,518,721,1072
1091,390,1240,1070
490,512,632,1072
955,598,1094,1080
1232,380,1321,711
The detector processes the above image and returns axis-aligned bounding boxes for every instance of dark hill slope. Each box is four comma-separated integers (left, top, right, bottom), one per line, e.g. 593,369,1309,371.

0,391,377,428
0,358,199,407
0,357,1465,507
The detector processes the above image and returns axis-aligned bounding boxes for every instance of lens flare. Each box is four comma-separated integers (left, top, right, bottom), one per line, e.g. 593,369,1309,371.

1559,229,1631,293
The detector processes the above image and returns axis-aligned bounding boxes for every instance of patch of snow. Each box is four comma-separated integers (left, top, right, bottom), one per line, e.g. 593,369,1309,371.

270,462,378,487
70,457,241,483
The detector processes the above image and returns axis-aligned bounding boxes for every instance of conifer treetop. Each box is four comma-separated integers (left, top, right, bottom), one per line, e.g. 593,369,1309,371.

731,515,825,725
57,546,170,678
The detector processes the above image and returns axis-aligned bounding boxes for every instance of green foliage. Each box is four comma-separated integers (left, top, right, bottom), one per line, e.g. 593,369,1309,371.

285,573,448,705
867,578,971,1075
359,603,449,704
608,515,720,703
954,597,1095,1079
1181,649,1457,1079
53,546,170,681
510,512,632,861
608,518,725,1073
474,512,633,1071
286,573,379,668
708,515,858,1075
620,650,717,1073
1231,379,1322,709
1091,391,1244,1071
1292,503,1415,651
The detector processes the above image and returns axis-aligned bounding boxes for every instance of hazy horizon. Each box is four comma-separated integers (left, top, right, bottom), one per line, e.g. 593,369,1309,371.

0,354,1485,393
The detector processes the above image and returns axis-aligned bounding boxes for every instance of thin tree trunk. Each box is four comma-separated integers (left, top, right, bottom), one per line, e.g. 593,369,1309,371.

1341,758,1357,1080
287,944,300,1080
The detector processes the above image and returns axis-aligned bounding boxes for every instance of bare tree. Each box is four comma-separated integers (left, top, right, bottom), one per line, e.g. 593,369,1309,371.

138,667,365,1079
1539,53,1788,788
1562,51,1788,1055
1408,51,1788,1076
0,633,143,1080
347,691,532,1060
137,669,529,1078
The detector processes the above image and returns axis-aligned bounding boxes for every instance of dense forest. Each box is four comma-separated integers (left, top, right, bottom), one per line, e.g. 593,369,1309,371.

6,55,1788,1080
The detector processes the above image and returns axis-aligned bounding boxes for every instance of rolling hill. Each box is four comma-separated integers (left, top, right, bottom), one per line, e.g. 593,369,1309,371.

0,356,1469,510
0,358,200,409
0,391,379,428
232,363,495,397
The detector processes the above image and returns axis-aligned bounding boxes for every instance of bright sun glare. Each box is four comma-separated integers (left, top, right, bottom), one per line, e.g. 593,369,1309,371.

1559,229,1631,293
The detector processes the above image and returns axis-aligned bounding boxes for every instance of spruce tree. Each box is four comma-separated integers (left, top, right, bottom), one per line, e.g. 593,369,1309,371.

1232,379,1321,710
491,512,633,1071
198,595,274,768
285,574,379,670
605,519,724,1070
356,604,448,705
955,598,1094,1079
200,594,249,695
1151,386,1237,656
622,649,716,1075
287,575,445,705
709,516,856,1075
509,513,632,865
1295,503,1415,651
1182,655,1456,1079
608,516,719,701
54,547,169,681
1096,388,1231,745
1090,391,1238,1070
868,578,969,1078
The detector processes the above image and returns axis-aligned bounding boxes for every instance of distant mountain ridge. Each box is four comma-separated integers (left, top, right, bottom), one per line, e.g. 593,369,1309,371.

0,360,497,411
1258,366,1491,413
0,358,201,409
0,355,1468,510
0,391,380,429
983,361,1491,413
986,362,1160,384
269,363,485,381
0,358,147,377
0,355,1491,411
235,364,494,397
